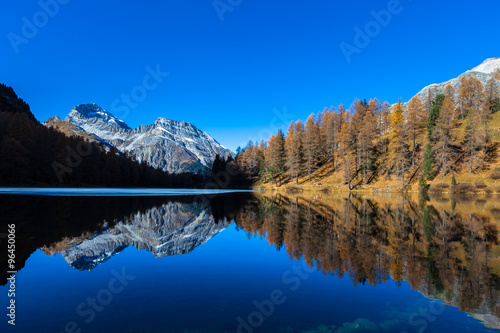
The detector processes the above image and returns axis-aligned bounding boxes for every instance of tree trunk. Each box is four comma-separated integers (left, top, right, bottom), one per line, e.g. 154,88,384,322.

412,129,416,167
469,149,473,173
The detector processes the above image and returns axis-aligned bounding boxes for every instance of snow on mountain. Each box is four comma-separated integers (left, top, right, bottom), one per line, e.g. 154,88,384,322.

413,57,500,104
470,57,500,74
42,201,232,271
43,116,113,150
62,103,233,174
65,103,131,143
66,103,130,131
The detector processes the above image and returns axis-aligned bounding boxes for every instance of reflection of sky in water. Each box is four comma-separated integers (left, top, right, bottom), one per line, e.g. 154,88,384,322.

1,224,494,333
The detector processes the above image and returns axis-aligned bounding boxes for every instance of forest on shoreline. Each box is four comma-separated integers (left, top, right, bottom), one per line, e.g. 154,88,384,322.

0,83,234,188
235,71,500,194
4,69,500,194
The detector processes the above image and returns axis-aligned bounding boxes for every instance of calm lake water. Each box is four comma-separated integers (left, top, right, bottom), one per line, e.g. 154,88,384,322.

0,190,499,333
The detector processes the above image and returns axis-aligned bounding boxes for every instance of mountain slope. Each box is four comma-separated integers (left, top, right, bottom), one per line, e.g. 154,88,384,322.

43,116,112,150
0,84,192,187
41,201,231,270
253,57,500,192
0,83,36,122
414,57,500,102
63,104,233,174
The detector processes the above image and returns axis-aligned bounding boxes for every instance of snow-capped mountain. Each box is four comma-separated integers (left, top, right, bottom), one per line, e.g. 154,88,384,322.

413,57,500,103
57,103,233,174
42,201,231,271
43,116,113,151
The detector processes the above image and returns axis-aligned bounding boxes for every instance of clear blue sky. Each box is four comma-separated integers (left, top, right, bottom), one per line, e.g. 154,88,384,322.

1,0,499,152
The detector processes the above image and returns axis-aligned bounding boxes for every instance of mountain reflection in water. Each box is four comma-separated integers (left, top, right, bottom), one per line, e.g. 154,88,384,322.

0,194,248,277
0,191,499,331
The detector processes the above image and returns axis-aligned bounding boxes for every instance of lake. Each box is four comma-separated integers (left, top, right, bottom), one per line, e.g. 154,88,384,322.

0,190,499,333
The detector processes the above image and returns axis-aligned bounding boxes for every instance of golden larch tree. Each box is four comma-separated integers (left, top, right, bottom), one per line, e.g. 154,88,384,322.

406,96,427,166
443,84,455,101
358,108,377,183
388,102,409,188
433,97,457,177
323,106,342,171
285,120,303,184
338,122,353,189
303,113,320,182
459,76,485,121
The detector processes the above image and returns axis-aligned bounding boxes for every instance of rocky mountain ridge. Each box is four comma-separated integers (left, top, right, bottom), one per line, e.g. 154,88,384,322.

44,103,233,174
413,57,500,103
42,201,231,270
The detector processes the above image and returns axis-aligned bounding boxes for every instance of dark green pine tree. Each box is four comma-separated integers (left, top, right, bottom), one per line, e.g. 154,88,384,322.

427,94,445,141
421,143,434,181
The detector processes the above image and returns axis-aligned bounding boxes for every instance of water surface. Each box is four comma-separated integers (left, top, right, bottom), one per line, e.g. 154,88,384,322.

1,191,499,332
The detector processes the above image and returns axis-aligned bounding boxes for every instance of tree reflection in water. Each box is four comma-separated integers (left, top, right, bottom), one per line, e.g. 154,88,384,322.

234,192,500,326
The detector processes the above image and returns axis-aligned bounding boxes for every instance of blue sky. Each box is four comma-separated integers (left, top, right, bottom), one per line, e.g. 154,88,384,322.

1,0,499,151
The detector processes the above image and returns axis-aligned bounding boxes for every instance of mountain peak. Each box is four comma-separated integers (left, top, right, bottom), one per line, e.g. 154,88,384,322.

154,117,194,129
469,57,500,74
62,105,233,174
45,116,62,123
66,104,131,130
412,57,500,104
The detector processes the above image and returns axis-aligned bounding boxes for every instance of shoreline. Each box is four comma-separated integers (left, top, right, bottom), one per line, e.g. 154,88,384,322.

252,183,500,195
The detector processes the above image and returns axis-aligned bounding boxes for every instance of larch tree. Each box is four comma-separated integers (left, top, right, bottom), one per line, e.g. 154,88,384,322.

433,97,457,177
338,103,346,120
406,96,427,166
358,107,377,183
257,141,268,181
485,76,499,101
338,122,353,189
425,88,435,114
350,98,368,171
303,113,321,182
367,99,379,133
266,130,286,186
323,106,342,171
317,109,328,164
459,77,489,152
484,75,499,114
246,143,259,175
237,141,252,173
443,84,456,101
464,107,481,173
379,101,391,136
459,76,484,121
375,100,391,178
388,102,409,188
478,99,492,153
285,120,303,184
